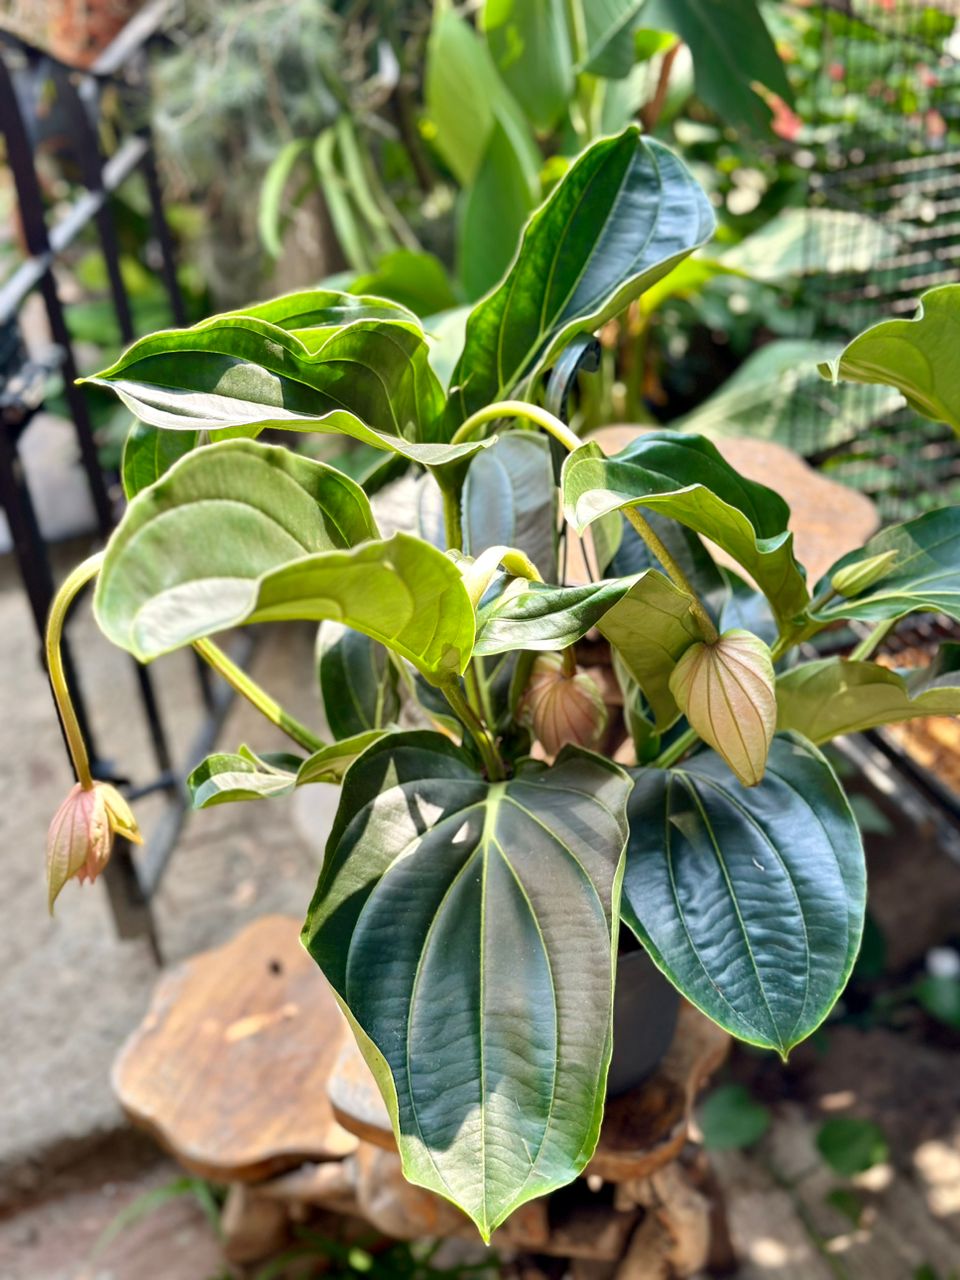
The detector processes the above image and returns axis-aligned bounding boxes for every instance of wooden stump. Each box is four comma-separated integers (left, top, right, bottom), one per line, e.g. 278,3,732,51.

113,915,357,1182
115,916,731,1275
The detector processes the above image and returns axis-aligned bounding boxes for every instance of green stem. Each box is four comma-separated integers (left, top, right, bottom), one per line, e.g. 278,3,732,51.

46,552,104,789
443,680,506,781
449,400,582,454
192,638,324,753
850,617,898,662
653,725,699,770
441,484,464,553
623,507,719,643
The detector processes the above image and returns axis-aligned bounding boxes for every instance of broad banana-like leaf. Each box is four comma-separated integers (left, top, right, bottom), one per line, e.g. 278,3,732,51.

819,285,960,435
622,735,865,1057
448,128,714,423
813,507,960,625
302,732,631,1240
644,0,793,133
777,648,960,744
563,432,809,628
484,0,573,130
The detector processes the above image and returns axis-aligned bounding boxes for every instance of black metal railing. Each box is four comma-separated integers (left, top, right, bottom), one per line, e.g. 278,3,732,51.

0,7,241,956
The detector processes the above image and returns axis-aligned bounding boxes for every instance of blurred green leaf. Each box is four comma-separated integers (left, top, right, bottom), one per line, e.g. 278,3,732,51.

915,976,960,1031
816,1116,888,1177
700,1084,771,1150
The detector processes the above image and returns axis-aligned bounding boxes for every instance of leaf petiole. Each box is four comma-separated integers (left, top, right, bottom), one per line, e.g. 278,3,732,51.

192,638,324,753
450,399,582,453
622,506,719,643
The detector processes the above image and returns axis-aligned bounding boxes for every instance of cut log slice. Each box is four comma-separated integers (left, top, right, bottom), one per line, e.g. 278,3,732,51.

113,915,358,1182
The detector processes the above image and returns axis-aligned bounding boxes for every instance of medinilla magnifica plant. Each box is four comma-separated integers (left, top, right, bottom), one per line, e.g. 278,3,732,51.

44,128,960,1239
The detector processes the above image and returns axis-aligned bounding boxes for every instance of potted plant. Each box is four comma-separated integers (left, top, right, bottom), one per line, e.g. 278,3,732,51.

44,127,960,1241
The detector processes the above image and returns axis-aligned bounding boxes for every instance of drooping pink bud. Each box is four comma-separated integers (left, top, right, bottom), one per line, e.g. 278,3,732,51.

46,782,142,913
519,653,608,758
669,630,776,787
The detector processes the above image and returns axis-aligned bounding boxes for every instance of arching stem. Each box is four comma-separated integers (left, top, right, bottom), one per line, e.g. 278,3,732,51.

623,507,719,643
45,552,104,789
450,399,582,454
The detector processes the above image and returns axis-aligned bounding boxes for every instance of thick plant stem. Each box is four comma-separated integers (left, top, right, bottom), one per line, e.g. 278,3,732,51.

653,725,699,770
193,638,324,753
441,484,464,552
443,679,506,781
45,552,104,789
623,507,719,643
450,400,582,454
850,617,898,662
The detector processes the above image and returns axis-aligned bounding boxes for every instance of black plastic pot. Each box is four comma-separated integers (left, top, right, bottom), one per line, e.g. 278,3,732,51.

607,948,680,1096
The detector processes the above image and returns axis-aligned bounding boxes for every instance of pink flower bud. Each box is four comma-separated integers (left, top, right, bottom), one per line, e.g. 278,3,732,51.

519,653,608,758
45,781,142,913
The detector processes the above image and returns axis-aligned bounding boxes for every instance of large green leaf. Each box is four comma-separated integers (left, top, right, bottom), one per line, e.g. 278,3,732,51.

458,119,538,301
598,570,706,727
818,285,960,435
777,649,960,745
813,508,960,625
562,432,809,628
463,433,558,579
576,0,646,78
121,422,198,499
474,574,639,655
316,622,400,740
720,210,900,282
84,302,489,466
484,0,573,131
94,444,473,679
622,735,865,1056
188,734,387,808
302,732,631,1239
673,339,902,454
345,252,458,319
644,0,792,132
230,289,419,332
448,128,714,423
425,8,540,189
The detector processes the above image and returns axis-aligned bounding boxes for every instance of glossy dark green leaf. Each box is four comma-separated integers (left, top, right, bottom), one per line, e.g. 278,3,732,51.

448,129,714,423
458,119,538,301
302,732,631,1239
819,285,960,435
121,422,198,498
316,621,400,740
84,301,491,466
598,570,704,727
645,0,792,132
188,734,387,808
622,735,865,1056
463,433,558,579
776,649,960,744
473,573,639,655
484,0,573,131
563,432,809,628
813,508,960,625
